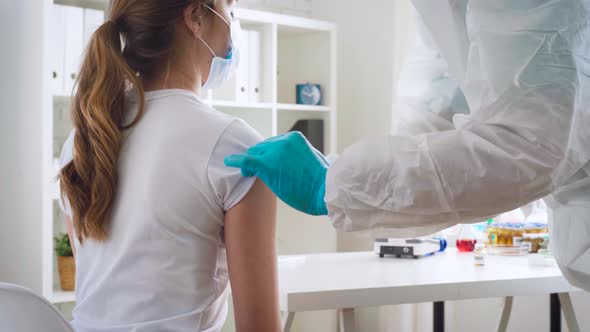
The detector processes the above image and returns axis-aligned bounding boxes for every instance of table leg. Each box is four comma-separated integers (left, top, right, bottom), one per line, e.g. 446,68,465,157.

339,308,356,332
551,293,561,332
558,293,580,332
496,296,513,332
433,301,444,332
281,311,295,332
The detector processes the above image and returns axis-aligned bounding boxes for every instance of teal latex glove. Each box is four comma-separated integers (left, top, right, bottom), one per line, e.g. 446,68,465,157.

224,131,329,216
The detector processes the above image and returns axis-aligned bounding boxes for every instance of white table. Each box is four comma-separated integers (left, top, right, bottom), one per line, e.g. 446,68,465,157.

278,249,582,332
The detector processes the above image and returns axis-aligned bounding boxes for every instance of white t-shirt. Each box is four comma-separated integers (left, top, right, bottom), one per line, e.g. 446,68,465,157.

58,89,262,332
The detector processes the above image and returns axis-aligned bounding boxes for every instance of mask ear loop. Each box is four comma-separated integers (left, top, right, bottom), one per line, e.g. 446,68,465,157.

198,4,231,58
204,4,231,27
198,36,217,58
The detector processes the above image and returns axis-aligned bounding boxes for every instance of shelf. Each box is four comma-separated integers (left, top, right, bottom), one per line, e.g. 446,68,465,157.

54,0,107,10
50,290,76,304
209,100,274,110
52,95,276,112
235,8,336,32
277,104,331,112
211,101,331,112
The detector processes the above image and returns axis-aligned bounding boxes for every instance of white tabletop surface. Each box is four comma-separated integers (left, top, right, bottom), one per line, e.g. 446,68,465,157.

277,249,581,312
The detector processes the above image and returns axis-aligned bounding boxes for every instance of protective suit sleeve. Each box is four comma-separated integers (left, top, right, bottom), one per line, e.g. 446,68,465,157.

326,108,561,238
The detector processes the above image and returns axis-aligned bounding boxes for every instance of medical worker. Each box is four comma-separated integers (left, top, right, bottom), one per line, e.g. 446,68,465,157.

225,0,590,291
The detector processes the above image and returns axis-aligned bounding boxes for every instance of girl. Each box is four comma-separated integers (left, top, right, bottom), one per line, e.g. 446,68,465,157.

58,1,281,331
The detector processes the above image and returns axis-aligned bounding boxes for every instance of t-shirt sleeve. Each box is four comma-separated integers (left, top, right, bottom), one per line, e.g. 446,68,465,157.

58,130,75,217
207,119,264,211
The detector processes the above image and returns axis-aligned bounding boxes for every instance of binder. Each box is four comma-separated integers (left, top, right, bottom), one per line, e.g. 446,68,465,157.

49,5,66,95
248,30,261,103
235,29,250,103
83,9,104,49
63,6,84,95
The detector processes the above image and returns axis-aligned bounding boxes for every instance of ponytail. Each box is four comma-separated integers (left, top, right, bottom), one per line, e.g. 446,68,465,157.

60,19,145,243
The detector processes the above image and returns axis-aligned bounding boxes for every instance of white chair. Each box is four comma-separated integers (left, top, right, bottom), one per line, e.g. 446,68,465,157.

0,282,75,332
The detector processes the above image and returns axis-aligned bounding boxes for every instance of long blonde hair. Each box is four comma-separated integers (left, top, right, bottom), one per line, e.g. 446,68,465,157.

59,0,211,242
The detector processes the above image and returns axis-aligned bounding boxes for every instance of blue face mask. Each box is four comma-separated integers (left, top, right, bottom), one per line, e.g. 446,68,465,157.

199,5,241,90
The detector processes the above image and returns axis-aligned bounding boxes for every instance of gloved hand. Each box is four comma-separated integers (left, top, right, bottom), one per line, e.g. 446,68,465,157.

224,131,329,216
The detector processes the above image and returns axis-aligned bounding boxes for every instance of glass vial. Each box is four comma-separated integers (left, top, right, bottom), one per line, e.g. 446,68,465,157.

474,243,486,267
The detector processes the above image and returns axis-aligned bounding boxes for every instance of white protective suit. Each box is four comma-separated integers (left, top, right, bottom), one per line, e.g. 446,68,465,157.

325,0,590,291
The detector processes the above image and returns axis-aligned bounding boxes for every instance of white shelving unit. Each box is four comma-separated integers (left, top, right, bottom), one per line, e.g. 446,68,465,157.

277,103,331,112
42,1,337,304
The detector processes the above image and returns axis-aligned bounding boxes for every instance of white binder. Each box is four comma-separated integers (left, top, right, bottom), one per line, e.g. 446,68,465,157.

235,29,250,103
63,6,84,95
248,30,261,103
48,5,66,95
83,9,104,49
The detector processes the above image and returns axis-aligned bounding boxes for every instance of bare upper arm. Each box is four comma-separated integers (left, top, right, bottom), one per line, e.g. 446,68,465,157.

224,179,280,332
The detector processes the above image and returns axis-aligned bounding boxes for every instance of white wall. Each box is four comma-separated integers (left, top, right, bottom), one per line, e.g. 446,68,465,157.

312,0,399,152
0,0,44,293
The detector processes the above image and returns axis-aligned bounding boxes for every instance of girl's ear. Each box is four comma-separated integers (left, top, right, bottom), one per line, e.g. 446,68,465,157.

183,3,206,38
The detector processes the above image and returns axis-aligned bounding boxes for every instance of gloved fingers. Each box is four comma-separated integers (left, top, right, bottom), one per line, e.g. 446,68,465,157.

224,154,246,168
248,135,329,168
246,141,273,155
253,132,292,148
254,132,306,151
224,154,264,177
263,132,293,143
246,132,295,154
246,132,309,156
